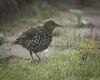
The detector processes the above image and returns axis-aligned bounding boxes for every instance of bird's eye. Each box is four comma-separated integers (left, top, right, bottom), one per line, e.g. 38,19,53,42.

51,22,55,25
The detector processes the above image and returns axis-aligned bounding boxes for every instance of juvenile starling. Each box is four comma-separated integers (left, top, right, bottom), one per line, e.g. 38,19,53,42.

13,20,62,61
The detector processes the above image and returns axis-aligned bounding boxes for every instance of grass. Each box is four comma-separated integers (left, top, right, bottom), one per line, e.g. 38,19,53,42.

0,36,8,45
0,5,100,80
0,38,100,80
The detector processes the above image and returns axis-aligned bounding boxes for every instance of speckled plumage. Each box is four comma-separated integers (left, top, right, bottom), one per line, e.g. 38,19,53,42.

13,20,62,61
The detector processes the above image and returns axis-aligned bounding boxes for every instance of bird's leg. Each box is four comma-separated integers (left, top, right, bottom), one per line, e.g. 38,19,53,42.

29,50,35,62
34,53,41,61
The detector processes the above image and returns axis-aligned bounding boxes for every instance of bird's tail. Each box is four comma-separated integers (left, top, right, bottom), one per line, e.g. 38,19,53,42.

11,39,20,46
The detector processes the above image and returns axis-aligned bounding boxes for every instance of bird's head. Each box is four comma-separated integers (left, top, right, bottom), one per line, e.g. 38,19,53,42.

43,20,63,30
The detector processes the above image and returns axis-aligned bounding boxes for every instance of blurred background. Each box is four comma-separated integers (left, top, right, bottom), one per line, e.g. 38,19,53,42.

0,0,100,24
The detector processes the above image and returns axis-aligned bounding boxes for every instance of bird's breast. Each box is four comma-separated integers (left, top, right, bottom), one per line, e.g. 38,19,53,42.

25,34,52,53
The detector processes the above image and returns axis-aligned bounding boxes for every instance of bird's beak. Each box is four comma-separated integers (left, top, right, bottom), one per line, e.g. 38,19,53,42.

57,24,63,27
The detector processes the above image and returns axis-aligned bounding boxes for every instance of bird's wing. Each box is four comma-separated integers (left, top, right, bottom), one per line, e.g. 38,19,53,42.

13,26,42,44
19,28,36,39
23,26,43,37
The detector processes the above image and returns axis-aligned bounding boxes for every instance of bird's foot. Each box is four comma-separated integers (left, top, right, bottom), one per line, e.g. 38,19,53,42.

31,59,40,64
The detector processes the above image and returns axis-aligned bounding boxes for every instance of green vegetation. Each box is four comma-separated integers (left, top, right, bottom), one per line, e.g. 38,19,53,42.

0,38,100,80
0,36,8,45
70,9,82,25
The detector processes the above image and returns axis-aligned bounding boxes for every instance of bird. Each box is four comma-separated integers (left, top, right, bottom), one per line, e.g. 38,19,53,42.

13,20,62,62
